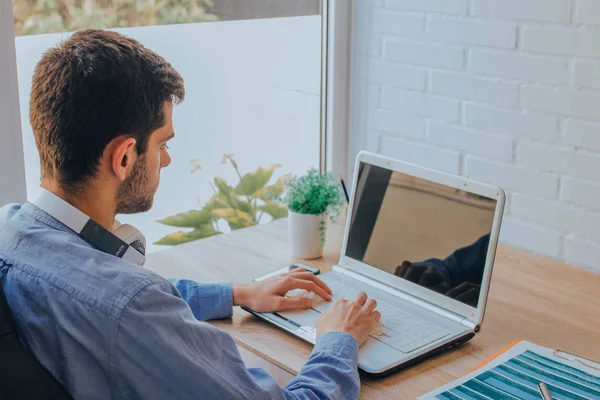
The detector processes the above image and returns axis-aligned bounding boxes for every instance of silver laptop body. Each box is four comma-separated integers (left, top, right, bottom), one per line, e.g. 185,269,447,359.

244,151,505,376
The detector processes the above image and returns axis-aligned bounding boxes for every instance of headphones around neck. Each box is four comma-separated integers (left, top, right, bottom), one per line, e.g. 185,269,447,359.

28,189,147,266
111,219,147,257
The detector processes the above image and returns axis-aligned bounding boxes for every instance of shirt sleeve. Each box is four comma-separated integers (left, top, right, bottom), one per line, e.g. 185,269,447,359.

168,277,233,321
111,283,361,400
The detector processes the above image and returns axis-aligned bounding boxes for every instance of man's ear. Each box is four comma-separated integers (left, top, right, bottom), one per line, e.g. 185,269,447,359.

111,137,138,182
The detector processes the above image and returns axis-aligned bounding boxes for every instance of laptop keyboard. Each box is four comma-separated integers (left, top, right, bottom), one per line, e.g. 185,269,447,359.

286,275,451,353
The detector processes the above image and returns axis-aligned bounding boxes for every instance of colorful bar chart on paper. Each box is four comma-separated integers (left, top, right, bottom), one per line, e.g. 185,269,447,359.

419,341,600,400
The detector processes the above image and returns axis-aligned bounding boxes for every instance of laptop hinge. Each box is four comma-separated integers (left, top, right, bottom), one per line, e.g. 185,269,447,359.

333,265,474,330
461,318,477,331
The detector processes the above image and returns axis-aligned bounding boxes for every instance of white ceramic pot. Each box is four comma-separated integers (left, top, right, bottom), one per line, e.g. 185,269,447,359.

288,211,326,259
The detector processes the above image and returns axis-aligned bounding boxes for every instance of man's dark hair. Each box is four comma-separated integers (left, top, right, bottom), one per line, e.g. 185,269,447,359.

30,29,185,192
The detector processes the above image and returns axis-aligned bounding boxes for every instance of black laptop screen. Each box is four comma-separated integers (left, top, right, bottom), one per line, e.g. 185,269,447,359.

345,162,497,308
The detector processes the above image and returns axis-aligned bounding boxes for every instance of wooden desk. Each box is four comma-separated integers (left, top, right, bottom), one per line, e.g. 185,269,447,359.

145,219,600,399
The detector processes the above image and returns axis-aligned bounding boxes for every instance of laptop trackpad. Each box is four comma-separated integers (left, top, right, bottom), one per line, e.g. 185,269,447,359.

276,308,320,330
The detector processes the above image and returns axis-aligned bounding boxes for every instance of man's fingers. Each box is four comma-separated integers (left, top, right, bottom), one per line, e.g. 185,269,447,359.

369,311,381,323
446,282,478,298
395,261,412,277
285,278,332,301
431,282,449,293
354,292,368,306
363,298,377,313
418,267,445,287
289,271,332,295
455,288,479,305
404,264,426,282
277,296,313,311
287,268,308,276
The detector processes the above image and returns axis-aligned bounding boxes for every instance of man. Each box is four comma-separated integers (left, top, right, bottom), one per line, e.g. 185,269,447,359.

394,234,490,307
0,29,380,399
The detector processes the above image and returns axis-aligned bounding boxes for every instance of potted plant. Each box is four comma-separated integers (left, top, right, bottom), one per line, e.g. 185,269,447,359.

282,168,344,259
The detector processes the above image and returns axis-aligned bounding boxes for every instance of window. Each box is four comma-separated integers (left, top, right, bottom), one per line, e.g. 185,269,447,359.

6,0,335,253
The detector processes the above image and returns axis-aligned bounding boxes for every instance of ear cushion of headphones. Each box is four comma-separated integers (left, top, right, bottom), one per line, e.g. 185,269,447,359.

112,221,147,256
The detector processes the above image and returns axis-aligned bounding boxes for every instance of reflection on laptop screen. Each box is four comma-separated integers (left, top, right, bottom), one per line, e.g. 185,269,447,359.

345,162,497,308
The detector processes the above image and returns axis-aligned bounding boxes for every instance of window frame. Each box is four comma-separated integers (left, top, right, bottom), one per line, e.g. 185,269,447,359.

0,1,27,205
322,0,351,181
0,1,351,205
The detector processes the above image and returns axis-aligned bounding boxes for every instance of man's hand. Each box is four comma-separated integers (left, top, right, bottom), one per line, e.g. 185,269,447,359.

233,269,332,313
445,282,480,306
394,261,448,293
315,292,381,346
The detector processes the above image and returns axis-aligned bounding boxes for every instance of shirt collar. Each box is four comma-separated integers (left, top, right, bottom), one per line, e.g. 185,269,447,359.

20,201,75,235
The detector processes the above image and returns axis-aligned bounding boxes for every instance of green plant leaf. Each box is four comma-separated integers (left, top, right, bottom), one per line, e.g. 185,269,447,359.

214,177,234,196
206,192,229,210
233,199,256,218
253,174,291,201
13,0,218,36
283,169,344,216
156,208,213,228
212,208,254,225
214,177,242,209
154,225,221,246
258,203,288,220
234,164,281,196
220,153,238,170
227,220,251,231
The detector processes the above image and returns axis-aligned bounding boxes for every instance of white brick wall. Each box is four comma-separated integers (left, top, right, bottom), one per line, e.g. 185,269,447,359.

464,104,558,141
521,86,600,121
372,11,423,39
428,123,513,161
512,195,600,240
573,61,600,89
380,135,461,174
427,17,517,48
473,0,571,23
575,0,600,25
499,217,563,259
381,87,460,121
386,0,468,14
566,237,600,271
470,50,567,84
466,157,559,199
431,72,518,107
565,119,600,151
352,0,600,273
561,178,600,210
368,60,426,90
369,109,424,139
384,39,463,69
519,143,600,181
522,27,600,58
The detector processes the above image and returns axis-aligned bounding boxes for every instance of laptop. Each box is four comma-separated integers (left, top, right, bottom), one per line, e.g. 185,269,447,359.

243,151,505,377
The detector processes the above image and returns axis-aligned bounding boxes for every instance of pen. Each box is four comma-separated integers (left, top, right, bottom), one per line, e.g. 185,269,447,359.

340,178,349,203
538,382,553,400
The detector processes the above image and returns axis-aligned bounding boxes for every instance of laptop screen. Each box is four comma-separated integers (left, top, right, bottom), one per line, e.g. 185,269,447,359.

345,162,497,308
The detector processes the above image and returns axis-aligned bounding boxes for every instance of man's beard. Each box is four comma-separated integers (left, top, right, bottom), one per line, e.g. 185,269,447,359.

116,154,156,214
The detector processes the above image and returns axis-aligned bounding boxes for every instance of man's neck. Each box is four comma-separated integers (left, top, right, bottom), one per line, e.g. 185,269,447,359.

41,180,116,231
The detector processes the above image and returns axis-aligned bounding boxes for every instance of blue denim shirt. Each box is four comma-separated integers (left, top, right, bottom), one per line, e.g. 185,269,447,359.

0,202,360,399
